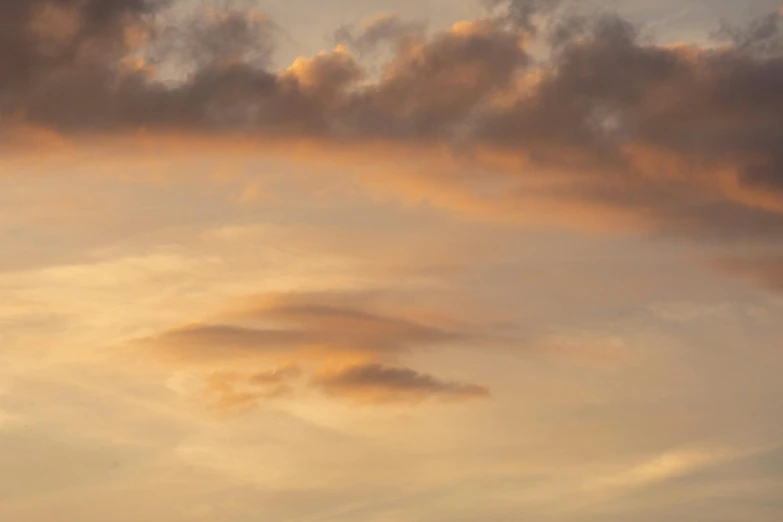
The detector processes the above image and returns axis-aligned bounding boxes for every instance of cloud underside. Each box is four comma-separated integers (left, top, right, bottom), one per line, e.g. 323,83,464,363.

3,0,783,242
143,292,487,408
204,363,488,409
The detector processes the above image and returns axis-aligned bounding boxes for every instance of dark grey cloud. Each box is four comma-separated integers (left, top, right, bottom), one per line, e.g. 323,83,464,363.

484,0,565,33
150,6,278,72
315,363,490,404
4,1,783,242
474,9,783,238
1,0,531,134
719,8,783,58
1,0,163,121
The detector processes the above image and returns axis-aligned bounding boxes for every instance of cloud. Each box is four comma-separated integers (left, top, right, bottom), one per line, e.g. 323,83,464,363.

156,7,277,72
584,447,737,495
145,323,310,362
718,8,783,58
1,0,530,135
144,291,464,365
335,13,426,54
484,0,565,34
138,291,488,408
3,1,783,242
200,359,490,409
314,363,490,404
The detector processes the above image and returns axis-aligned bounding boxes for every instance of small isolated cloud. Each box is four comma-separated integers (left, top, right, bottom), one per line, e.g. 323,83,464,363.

314,363,489,404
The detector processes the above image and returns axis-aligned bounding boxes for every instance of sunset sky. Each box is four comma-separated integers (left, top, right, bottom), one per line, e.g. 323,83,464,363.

1,0,783,520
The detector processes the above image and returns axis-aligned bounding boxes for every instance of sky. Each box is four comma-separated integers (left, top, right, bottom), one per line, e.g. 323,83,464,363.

1,0,783,520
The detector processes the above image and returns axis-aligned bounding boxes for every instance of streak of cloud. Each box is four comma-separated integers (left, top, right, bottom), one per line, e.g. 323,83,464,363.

314,363,490,404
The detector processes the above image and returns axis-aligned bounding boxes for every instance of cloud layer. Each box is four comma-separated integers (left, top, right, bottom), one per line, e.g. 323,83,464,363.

4,0,783,243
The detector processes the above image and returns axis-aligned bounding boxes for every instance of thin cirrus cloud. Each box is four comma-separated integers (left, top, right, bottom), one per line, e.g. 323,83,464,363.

3,0,783,247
